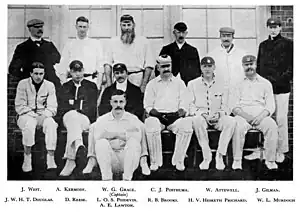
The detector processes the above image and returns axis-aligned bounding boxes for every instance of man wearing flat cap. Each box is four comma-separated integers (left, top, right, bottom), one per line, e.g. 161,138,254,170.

104,14,155,94
231,55,279,170
187,56,236,170
208,27,246,109
159,22,201,85
9,18,61,90
58,60,98,176
257,18,293,163
15,62,58,172
56,16,105,90
144,55,193,172
83,63,151,175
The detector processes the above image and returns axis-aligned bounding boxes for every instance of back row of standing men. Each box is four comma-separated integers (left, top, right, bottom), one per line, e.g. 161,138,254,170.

9,14,293,180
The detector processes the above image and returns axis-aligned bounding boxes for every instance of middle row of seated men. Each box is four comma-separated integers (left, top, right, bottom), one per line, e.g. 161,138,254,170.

15,53,280,181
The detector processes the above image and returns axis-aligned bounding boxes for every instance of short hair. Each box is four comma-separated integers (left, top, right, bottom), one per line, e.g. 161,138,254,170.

76,16,89,24
31,62,44,73
111,89,127,99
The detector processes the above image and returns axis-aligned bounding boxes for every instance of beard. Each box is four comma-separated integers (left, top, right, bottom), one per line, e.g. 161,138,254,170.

121,29,136,44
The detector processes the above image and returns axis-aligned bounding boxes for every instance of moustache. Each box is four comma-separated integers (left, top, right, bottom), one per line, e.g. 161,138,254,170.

163,70,171,74
38,30,43,33
115,107,123,110
246,68,254,72
179,36,184,39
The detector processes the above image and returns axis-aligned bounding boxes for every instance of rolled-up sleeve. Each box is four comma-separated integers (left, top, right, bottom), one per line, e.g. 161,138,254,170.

264,80,275,116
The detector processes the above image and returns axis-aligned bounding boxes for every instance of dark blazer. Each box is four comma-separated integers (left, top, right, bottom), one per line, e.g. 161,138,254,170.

9,38,61,88
98,81,144,121
257,34,293,94
58,79,98,123
159,42,201,85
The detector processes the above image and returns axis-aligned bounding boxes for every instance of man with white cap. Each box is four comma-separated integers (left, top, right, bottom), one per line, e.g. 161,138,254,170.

56,16,105,90
257,18,293,163
188,56,236,170
15,62,58,172
144,55,193,172
92,89,143,181
208,27,246,108
232,55,278,170
104,14,155,93
58,60,98,176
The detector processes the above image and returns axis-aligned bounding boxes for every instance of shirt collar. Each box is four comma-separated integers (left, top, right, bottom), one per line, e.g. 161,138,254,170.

73,79,83,87
201,77,216,87
116,79,128,91
76,35,89,41
108,111,128,121
157,75,174,82
244,74,259,82
221,43,234,53
30,36,42,42
176,41,186,49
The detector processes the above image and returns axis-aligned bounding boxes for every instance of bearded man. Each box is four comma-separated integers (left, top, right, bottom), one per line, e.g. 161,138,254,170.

103,14,155,94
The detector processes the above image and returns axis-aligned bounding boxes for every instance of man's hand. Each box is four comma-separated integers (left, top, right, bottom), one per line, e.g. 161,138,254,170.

102,130,117,140
251,110,269,126
149,108,161,118
207,112,219,125
177,108,186,118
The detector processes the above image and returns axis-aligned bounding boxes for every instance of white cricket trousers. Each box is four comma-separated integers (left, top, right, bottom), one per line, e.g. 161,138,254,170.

63,110,90,160
17,114,57,150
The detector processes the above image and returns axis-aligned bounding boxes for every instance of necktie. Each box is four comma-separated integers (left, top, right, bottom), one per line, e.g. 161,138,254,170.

34,40,42,46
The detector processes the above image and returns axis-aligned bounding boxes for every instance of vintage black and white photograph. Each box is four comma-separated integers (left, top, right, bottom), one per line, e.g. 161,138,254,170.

7,5,293,181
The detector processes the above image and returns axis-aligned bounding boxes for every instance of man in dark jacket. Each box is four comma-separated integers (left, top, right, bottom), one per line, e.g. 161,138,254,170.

98,63,144,120
83,63,151,176
58,60,98,176
9,19,61,90
158,22,201,85
257,17,293,163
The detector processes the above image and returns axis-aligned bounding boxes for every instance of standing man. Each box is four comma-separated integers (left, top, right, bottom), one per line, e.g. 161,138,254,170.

188,57,236,170
144,55,193,172
257,18,293,162
159,22,201,85
56,16,105,90
92,90,143,181
58,60,98,176
232,55,278,170
83,63,150,175
15,62,58,172
208,27,246,107
104,14,155,93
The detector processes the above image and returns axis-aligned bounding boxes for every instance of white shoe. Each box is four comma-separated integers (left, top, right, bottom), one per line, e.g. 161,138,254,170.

199,158,211,170
244,151,261,160
275,153,285,163
232,160,242,170
265,161,278,170
141,164,151,175
60,159,76,176
215,154,225,170
22,154,32,172
122,174,132,181
82,157,96,174
150,164,159,171
47,154,57,169
175,162,185,171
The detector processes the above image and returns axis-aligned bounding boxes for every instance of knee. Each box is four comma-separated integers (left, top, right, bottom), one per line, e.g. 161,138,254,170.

43,117,57,129
20,116,37,131
223,116,236,128
145,117,160,131
192,115,206,128
63,110,79,122
262,117,278,131
95,138,110,150
126,138,141,150
178,117,193,131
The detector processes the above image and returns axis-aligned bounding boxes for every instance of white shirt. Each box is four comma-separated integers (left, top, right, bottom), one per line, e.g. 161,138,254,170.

105,36,155,87
116,79,128,92
144,75,190,113
57,36,104,84
176,41,185,50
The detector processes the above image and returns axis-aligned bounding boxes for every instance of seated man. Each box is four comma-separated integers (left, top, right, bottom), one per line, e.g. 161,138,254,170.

83,63,150,175
144,55,193,172
187,56,236,170
92,90,143,180
58,60,98,176
232,55,278,170
15,62,58,172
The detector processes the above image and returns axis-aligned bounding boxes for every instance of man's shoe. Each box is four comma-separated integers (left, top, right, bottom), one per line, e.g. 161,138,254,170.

150,164,159,171
275,152,285,163
47,154,57,169
82,157,97,174
232,160,242,170
199,158,211,170
244,151,261,160
175,162,185,171
22,154,32,172
265,161,278,170
60,159,76,176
